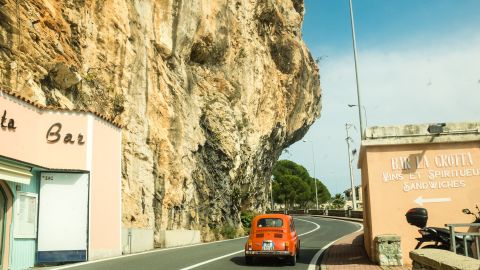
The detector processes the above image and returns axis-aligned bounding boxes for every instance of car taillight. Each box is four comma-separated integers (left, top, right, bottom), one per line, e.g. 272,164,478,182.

284,241,289,251
248,240,252,251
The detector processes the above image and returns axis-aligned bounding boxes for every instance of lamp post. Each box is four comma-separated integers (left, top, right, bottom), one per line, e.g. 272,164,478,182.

348,104,368,127
348,0,365,140
345,124,357,210
303,140,319,210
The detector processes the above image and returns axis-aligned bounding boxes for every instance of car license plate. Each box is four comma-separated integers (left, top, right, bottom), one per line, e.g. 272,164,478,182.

262,240,274,251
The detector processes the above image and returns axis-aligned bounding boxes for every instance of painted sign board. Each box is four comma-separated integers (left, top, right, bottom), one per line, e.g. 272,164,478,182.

14,192,38,238
362,142,480,264
377,147,480,207
37,172,89,263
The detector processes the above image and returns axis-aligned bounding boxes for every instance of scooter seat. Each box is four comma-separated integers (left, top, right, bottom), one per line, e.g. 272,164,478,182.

430,227,474,241
431,227,450,234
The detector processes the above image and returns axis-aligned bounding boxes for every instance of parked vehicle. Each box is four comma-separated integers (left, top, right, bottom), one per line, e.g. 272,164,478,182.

462,205,480,224
244,213,300,265
405,206,480,254
463,205,480,258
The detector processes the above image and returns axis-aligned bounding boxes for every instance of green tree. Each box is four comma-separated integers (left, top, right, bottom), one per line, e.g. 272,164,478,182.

330,193,346,209
315,180,331,203
272,160,331,209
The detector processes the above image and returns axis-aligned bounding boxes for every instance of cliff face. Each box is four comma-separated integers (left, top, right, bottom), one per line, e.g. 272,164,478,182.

0,0,321,242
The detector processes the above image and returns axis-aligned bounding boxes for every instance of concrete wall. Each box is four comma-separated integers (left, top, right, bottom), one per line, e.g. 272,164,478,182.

122,228,154,254
410,249,480,270
158,230,201,248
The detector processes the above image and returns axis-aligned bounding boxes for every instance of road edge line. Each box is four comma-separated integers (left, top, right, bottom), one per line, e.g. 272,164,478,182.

179,250,244,270
47,235,249,270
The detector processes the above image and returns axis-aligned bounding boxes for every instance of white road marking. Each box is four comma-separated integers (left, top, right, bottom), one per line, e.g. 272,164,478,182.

49,235,249,270
307,219,363,270
179,250,244,270
179,217,321,270
50,217,354,270
296,218,321,236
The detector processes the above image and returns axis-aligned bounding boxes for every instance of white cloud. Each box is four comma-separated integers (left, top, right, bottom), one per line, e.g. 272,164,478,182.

327,35,480,126
284,33,480,195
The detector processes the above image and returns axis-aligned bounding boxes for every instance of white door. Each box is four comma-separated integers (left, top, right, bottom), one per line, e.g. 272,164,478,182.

37,173,89,263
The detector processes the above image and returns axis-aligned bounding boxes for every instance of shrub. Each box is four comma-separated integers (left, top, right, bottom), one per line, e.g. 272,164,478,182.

240,210,256,230
220,224,236,239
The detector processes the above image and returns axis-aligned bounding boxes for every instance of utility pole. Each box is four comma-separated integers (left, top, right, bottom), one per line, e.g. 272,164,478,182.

348,0,365,140
312,146,319,210
303,140,319,210
345,124,357,210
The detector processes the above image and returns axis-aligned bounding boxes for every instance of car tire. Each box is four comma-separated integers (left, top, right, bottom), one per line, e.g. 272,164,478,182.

289,254,296,266
296,241,300,258
245,256,253,265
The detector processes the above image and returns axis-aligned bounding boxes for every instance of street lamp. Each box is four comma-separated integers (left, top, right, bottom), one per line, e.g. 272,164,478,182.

348,0,366,140
348,104,368,127
302,140,319,210
345,124,357,210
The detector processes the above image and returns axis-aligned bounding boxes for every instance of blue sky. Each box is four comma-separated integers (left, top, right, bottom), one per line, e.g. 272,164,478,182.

281,0,480,196
303,0,480,53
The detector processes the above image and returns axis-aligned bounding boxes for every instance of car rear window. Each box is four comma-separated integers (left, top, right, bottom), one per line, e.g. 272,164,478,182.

256,218,283,228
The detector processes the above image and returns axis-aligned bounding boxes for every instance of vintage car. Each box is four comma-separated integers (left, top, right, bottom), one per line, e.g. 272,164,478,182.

244,213,300,265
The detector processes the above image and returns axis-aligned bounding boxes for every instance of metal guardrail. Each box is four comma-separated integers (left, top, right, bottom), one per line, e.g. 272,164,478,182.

269,209,363,219
445,223,480,259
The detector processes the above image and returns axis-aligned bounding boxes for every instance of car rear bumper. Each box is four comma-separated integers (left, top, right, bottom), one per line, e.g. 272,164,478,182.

245,250,292,256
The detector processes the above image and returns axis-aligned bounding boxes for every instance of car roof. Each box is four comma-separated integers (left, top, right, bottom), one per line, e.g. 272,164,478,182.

253,213,291,220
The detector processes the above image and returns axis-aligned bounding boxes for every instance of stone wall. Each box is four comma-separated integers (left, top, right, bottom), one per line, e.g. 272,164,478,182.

410,249,480,270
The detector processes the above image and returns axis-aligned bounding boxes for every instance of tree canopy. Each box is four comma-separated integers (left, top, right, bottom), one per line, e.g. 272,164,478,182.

272,160,331,209
330,193,346,209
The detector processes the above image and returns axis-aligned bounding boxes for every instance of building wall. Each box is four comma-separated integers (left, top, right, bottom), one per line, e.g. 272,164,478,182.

88,117,122,260
361,159,373,259
0,93,122,264
361,141,480,264
0,95,88,170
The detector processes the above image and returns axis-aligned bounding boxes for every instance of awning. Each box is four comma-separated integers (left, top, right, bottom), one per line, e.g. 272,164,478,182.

0,161,32,185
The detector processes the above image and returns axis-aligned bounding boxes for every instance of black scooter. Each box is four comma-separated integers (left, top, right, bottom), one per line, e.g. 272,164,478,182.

405,206,480,254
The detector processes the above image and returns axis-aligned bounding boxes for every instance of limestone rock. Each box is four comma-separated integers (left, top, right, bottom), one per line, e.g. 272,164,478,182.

0,0,321,243
48,62,82,90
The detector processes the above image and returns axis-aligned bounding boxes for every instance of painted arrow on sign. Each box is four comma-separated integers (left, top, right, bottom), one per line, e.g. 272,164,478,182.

414,196,451,206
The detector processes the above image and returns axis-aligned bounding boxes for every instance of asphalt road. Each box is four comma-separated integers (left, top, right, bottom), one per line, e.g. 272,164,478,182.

51,216,360,270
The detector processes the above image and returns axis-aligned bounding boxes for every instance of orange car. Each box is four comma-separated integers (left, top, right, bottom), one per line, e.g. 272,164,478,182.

244,213,300,265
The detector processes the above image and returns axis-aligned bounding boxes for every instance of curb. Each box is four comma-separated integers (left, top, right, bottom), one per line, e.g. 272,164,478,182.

309,214,363,224
313,215,364,270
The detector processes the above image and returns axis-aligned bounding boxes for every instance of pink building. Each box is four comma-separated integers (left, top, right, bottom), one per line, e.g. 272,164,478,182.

359,123,480,265
0,90,122,270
